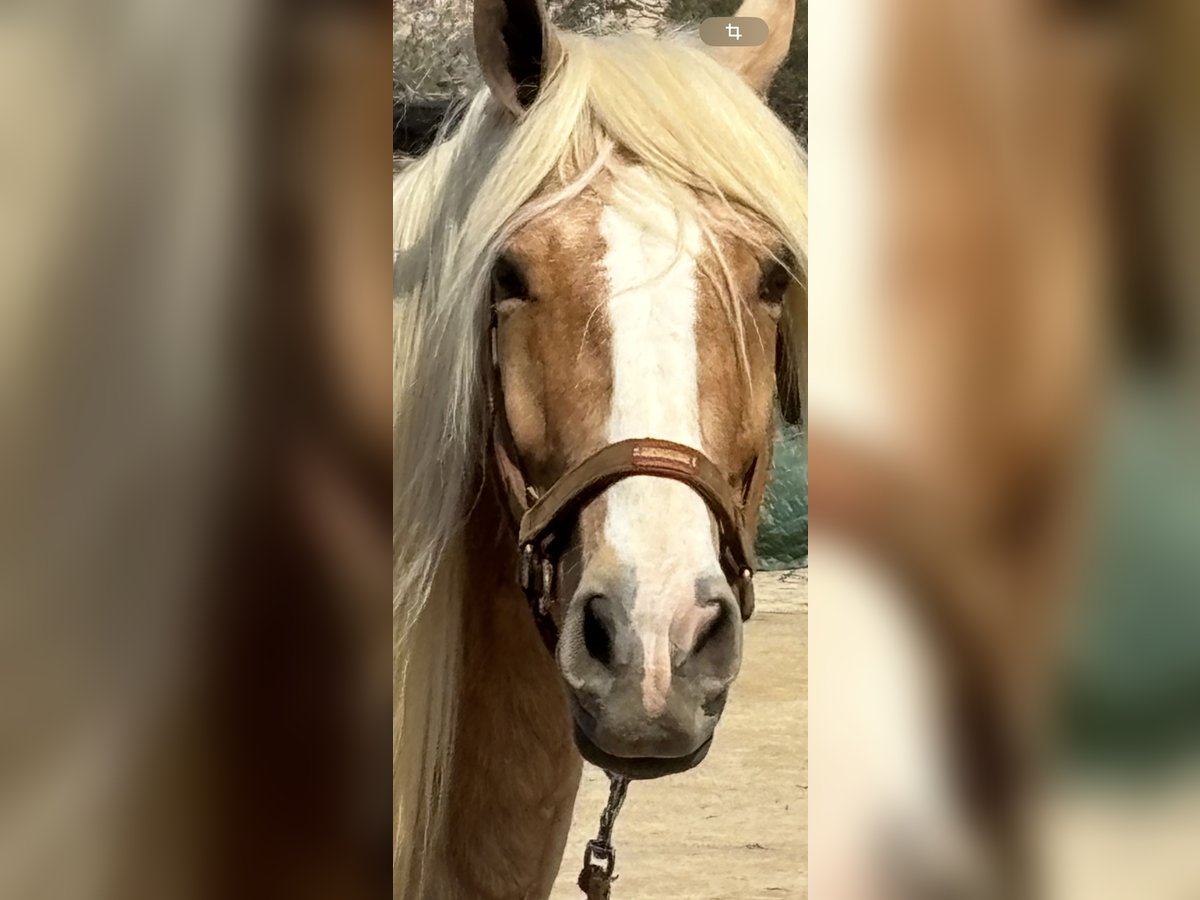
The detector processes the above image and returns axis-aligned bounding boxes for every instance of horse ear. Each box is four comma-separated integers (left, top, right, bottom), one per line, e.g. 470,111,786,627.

473,0,562,117
709,0,795,94
776,286,806,426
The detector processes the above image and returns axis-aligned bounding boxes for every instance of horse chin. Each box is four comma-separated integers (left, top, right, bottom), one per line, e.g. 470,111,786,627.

571,721,714,780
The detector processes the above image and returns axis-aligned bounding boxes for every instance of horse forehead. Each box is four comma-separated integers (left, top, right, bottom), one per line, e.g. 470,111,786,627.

509,168,769,287
507,168,685,263
507,188,607,266
504,172,768,367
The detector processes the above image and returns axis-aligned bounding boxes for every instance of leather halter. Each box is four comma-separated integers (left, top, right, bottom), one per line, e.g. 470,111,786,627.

486,311,761,651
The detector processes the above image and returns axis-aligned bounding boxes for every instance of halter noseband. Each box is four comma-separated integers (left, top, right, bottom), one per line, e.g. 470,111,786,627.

486,311,762,652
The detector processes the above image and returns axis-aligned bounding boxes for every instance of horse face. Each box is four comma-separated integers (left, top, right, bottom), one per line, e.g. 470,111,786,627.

492,166,787,777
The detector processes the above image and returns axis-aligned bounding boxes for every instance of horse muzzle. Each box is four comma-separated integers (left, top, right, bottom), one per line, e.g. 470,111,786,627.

557,578,740,778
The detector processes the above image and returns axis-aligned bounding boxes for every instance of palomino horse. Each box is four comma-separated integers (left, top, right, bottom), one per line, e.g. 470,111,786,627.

393,0,806,895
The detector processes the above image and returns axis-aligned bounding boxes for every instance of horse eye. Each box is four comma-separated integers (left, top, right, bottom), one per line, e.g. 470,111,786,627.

492,255,529,303
758,255,793,305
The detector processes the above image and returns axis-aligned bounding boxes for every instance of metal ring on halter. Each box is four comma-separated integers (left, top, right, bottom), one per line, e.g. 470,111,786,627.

582,839,616,878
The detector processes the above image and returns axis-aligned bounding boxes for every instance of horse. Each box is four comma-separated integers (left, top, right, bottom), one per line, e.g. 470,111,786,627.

392,0,807,895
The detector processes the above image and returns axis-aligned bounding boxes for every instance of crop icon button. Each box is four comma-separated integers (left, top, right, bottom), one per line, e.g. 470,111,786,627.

699,17,769,47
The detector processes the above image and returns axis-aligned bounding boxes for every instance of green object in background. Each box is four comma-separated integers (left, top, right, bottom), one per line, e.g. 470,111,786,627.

1058,383,1200,770
757,423,807,569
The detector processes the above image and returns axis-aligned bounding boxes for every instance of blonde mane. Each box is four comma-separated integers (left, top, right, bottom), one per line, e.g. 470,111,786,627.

393,28,807,892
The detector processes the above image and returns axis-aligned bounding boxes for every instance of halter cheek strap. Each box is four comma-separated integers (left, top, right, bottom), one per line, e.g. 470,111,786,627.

486,312,764,652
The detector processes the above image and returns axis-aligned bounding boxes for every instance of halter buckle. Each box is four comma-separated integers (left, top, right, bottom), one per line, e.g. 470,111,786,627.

539,557,556,616
519,543,537,594
737,567,756,621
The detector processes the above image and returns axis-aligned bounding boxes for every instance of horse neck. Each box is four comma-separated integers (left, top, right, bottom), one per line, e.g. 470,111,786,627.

435,466,582,898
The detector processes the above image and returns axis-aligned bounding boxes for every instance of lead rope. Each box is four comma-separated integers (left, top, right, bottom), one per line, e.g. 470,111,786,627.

576,771,631,899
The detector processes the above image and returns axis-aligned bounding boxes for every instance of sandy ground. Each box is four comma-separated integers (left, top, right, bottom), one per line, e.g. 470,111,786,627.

551,570,808,900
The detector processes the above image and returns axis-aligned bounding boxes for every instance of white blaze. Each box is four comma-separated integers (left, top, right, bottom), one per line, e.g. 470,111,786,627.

598,173,724,715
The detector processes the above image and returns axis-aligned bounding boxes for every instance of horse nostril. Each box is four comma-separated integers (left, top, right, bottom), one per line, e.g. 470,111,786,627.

679,581,741,681
691,597,733,660
581,595,614,666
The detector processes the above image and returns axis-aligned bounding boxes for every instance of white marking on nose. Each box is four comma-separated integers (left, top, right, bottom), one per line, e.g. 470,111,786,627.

598,172,723,714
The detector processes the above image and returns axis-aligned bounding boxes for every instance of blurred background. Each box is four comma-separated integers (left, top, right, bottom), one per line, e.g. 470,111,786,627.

808,0,1200,897
1,0,392,897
